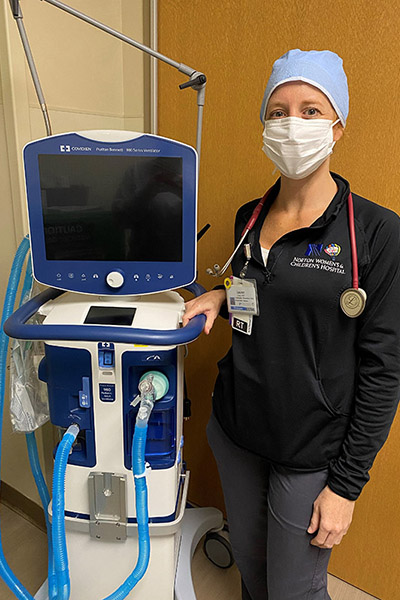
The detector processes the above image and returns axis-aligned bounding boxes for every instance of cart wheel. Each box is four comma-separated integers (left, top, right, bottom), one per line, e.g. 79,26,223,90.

203,531,234,569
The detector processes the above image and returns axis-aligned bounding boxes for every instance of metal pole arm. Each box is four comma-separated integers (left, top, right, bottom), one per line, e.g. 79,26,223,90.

39,0,207,155
41,0,198,78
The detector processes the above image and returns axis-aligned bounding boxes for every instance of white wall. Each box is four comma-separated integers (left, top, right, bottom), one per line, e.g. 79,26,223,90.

0,0,150,504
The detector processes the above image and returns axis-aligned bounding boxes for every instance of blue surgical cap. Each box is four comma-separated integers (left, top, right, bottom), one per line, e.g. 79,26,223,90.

260,49,349,126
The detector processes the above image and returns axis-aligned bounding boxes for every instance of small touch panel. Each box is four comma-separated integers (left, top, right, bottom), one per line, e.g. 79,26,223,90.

84,307,136,326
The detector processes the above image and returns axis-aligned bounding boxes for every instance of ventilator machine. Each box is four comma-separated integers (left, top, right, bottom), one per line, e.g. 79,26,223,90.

0,3,232,600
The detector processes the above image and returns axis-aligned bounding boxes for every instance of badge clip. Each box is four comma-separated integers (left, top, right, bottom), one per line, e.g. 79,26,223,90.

240,243,252,278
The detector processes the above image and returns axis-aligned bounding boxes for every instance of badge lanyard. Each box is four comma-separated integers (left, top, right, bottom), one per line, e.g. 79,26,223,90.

209,186,367,318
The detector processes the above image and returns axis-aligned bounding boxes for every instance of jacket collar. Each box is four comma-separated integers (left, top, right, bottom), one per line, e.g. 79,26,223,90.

242,172,350,232
244,173,351,266
311,172,350,228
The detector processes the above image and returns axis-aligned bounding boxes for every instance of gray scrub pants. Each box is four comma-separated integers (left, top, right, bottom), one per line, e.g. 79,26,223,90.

206,412,332,600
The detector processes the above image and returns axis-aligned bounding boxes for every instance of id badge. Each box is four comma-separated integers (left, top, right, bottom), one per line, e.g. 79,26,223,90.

230,312,253,335
225,276,259,316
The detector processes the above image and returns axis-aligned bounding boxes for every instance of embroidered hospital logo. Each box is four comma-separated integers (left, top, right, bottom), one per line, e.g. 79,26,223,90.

324,243,341,259
305,243,323,257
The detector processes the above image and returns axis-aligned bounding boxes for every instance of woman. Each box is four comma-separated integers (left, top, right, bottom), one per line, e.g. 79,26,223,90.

183,49,400,599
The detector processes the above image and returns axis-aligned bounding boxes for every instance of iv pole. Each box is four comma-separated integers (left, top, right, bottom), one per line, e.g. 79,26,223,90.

10,0,207,158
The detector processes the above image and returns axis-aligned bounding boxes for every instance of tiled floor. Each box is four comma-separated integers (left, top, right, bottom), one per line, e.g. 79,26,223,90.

0,502,378,600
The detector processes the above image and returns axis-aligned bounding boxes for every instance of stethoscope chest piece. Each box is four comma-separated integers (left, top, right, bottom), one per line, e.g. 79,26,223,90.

340,287,367,318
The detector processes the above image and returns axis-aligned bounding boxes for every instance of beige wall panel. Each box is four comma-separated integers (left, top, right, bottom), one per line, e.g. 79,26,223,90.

122,117,145,132
121,1,145,121
29,106,126,139
0,97,43,505
0,102,18,318
158,2,400,598
0,1,34,238
21,0,124,118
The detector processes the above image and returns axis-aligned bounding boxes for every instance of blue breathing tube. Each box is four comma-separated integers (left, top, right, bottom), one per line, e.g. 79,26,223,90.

19,254,58,600
0,240,57,600
103,422,151,600
52,424,80,600
26,432,58,600
0,236,36,600
19,254,33,307
51,421,151,600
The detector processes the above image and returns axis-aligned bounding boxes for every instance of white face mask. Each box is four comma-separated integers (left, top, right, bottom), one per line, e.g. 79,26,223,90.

262,117,340,180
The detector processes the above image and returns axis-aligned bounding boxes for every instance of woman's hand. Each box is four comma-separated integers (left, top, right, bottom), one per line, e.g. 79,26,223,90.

308,485,355,548
182,289,226,335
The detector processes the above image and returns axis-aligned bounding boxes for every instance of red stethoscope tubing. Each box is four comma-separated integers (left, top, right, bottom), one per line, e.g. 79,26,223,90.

241,188,359,290
240,188,272,238
347,192,359,289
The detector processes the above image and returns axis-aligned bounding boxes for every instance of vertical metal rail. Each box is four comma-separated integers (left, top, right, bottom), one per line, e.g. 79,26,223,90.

9,0,52,136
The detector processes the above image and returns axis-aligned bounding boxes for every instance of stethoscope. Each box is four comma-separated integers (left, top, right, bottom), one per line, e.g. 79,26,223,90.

207,186,367,318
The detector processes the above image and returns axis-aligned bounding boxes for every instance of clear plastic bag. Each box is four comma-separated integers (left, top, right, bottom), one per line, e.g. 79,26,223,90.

9,337,49,433
9,270,50,434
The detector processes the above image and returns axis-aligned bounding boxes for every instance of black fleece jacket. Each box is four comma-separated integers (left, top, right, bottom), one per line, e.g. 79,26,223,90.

213,173,400,500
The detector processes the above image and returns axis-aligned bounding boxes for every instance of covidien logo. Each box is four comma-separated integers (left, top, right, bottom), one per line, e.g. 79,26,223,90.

59,144,91,152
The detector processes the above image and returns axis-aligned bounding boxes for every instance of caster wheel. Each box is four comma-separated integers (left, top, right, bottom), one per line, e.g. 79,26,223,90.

203,530,234,569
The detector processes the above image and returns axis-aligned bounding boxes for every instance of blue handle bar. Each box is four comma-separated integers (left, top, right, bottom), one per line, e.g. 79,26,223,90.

3,284,207,346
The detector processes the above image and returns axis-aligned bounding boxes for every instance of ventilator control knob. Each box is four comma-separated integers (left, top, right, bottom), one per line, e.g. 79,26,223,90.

106,271,125,289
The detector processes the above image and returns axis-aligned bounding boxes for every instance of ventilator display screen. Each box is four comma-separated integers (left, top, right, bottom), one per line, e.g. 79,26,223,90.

38,154,183,262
